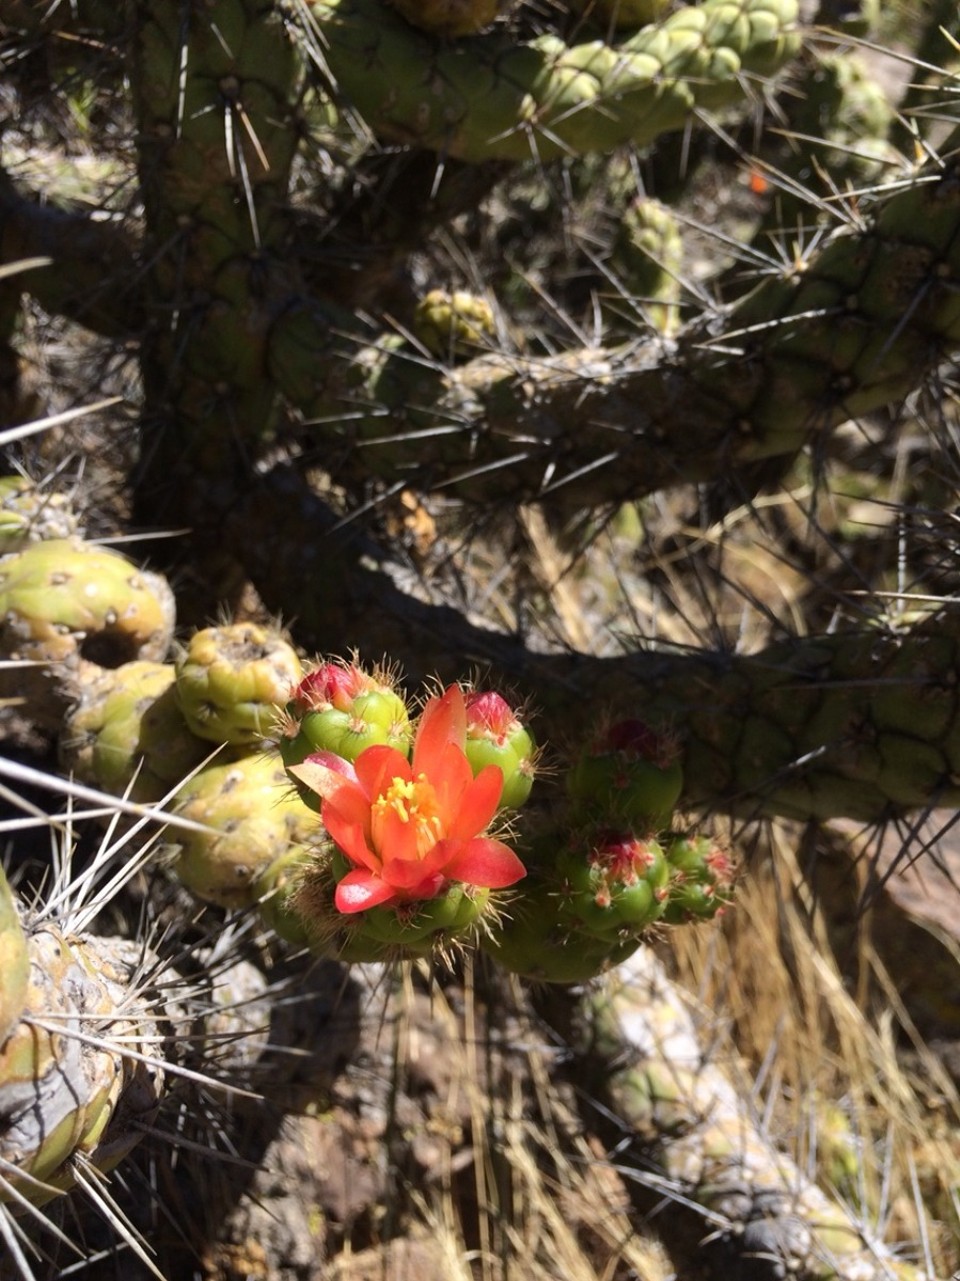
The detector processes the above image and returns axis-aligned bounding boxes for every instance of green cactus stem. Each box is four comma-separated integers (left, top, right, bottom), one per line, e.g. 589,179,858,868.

608,196,684,336
307,0,801,164
274,130,960,511
537,948,925,1280
174,622,303,746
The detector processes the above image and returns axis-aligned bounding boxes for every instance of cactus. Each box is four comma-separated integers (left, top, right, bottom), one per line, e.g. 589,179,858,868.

174,621,303,746
0,868,165,1212
170,749,318,909
0,475,79,553
3,2,960,1276
59,659,209,802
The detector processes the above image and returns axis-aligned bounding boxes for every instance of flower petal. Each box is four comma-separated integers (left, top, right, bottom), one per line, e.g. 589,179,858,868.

380,837,454,889
287,751,359,802
442,836,526,889
354,743,412,800
447,764,503,841
413,685,467,777
428,747,474,829
334,869,398,913
323,805,380,874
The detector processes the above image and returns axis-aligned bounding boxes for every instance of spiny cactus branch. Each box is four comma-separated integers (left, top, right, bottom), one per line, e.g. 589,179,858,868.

279,138,960,510
536,947,927,1280
307,0,802,163
227,463,960,824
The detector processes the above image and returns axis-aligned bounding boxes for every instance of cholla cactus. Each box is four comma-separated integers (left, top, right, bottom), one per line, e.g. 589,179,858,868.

174,621,303,746
171,749,317,908
59,660,209,802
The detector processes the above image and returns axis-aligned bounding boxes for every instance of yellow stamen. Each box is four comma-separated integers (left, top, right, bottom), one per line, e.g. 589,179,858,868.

372,774,443,860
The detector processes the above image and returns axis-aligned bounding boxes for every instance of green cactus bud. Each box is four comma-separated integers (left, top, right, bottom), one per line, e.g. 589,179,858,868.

660,832,736,923
59,660,209,802
567,718,683,830
555,829,669,941
278,659,412,806
174,621,303,746
610,197,683,336
171,750,316,909
0,475,79,553
463,689,537,808
0,536,176,669
413,289,496,360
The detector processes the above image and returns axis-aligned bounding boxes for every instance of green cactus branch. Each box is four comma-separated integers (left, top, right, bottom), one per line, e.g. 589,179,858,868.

277,137,960,510
226,462,960,825
307,0,802,163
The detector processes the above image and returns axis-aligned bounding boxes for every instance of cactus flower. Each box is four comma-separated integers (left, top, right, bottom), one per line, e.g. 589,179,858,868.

289,686,525,913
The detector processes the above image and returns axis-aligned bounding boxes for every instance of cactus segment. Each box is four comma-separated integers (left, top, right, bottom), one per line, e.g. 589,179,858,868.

307,0,801,162
567,718,683,830
0,926,164,1207
172,750,316,909
59,661,209,802
609,197,683,336
174,622,303,746
0,537,175,669
463,689,537,809
0,475,79,553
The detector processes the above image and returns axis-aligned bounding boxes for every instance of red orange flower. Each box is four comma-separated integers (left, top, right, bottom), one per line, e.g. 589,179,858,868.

289,685,526,913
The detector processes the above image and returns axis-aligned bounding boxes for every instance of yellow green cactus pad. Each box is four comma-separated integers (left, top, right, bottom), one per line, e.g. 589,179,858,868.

174,621,303,746
0,536,176,669
59,660,209,803
171,749,317,909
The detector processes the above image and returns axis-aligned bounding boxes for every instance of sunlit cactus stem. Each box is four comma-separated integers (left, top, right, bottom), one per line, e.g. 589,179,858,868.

539,948,927,1279
306,0,801,163
0,869,166,1211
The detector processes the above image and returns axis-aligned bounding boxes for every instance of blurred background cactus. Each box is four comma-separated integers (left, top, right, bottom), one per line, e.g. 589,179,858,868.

2,0,960,1277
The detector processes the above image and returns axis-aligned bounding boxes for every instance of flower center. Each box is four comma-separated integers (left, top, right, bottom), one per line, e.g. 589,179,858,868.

371,774,444,861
